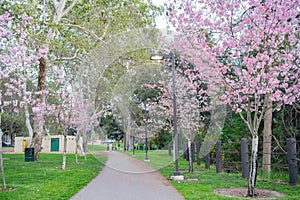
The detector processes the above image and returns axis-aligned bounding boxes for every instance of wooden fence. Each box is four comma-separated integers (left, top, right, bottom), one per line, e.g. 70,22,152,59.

184,138,298,185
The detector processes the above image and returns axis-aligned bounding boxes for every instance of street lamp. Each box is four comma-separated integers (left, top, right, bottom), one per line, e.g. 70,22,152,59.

144,102,150,162
132,128,136,156
150,52,180,176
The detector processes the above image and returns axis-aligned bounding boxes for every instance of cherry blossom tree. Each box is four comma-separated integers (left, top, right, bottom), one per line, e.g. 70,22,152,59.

169,0,299,196
0,11,42,189
69,92,101,163
176,77,203,172
48,68,102,168
145,57,211,172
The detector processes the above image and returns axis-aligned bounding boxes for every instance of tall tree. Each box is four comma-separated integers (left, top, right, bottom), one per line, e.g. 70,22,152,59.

169,0,299,196
1,0,160,160
0,11,40,189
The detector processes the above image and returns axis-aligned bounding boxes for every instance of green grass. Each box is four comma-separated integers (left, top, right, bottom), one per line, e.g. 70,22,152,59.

0,153,107,200
87,143,108,152
127,149,300,200
87,143,123,152
125,149,174,170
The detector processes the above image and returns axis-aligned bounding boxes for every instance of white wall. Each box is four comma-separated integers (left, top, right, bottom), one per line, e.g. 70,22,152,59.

14,136,76,153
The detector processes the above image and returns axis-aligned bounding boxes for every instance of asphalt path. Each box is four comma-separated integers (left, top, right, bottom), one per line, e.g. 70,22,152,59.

70,151,184,200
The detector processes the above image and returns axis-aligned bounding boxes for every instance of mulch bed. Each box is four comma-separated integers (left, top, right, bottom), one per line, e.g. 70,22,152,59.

214,188,285,199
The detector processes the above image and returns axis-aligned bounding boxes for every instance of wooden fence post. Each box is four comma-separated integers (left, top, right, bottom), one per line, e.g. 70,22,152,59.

287,138,298,185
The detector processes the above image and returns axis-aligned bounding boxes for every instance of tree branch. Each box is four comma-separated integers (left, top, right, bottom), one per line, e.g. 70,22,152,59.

101,23,110,41
272,135,286,154
55,49,81,61
239,111,253,136
52,0,57,7
62,0,80,18
60,23,105,42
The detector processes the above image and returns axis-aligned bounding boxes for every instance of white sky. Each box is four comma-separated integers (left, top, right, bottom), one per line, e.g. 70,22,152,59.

151,0,172,30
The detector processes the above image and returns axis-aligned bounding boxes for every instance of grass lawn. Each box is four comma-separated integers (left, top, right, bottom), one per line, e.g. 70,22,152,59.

0,153,107,200
88,143,108,152
90,144,174,170
125,149,174,171
125,149,300,200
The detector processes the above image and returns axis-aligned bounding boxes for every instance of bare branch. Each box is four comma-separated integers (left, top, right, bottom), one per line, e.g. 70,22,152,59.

239,112,253,136
55,49,81,61
62,0,80,17
60,23,105,42
52,0,57,7
100,23,110,41
272,135,286,154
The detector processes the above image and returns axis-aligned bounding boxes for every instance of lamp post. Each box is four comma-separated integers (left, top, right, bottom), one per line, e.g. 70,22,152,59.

132,129,135,156
150,52,180,176
144,102,149,161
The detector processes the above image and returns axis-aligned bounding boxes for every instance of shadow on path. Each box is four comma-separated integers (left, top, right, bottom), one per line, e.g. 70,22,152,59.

70,151,184,200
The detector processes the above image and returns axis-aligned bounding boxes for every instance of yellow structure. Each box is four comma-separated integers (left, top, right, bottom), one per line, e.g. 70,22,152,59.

22,140,27,152
14,135,76,154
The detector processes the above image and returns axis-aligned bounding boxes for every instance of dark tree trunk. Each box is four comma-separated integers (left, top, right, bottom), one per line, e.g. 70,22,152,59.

0,128,7,190
188,140,193,172
33,56,47,161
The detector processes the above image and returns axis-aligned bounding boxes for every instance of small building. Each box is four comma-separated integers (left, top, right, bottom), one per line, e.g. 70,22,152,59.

14,135,76,154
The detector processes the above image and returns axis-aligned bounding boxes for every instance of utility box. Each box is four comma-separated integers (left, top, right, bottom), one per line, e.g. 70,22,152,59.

25,148,34,162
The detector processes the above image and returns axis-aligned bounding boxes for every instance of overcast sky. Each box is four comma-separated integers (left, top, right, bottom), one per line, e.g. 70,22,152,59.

151,0,172,30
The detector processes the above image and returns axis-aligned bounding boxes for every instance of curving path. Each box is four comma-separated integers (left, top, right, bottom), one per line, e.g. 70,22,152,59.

70,151,184,200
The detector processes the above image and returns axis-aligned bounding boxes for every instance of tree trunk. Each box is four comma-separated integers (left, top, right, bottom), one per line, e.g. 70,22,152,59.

23,81,34,143
0,129,7,190
33,56,47,161
263,95,272,174
123,132,127,151
188,139,193,172
248,136,259,197
82,133,88,153
32,0,71,161
25,103,33,143
75,148,78,164
0,112,7,190
75,133,85,157
62,133,67,170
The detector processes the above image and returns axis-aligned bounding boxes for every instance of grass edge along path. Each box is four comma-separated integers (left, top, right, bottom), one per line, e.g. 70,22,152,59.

123,148,300,200
0,153,107,200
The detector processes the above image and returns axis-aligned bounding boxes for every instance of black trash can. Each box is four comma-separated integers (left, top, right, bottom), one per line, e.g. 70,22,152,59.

25,148,34,162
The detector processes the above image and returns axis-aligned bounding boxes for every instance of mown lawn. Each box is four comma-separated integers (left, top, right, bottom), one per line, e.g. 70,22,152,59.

88,143,108,152
0,153,107,200
125,149,174,171
125,148,300,200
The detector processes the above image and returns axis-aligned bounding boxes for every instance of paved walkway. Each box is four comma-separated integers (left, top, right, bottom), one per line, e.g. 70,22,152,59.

70,151,184,200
